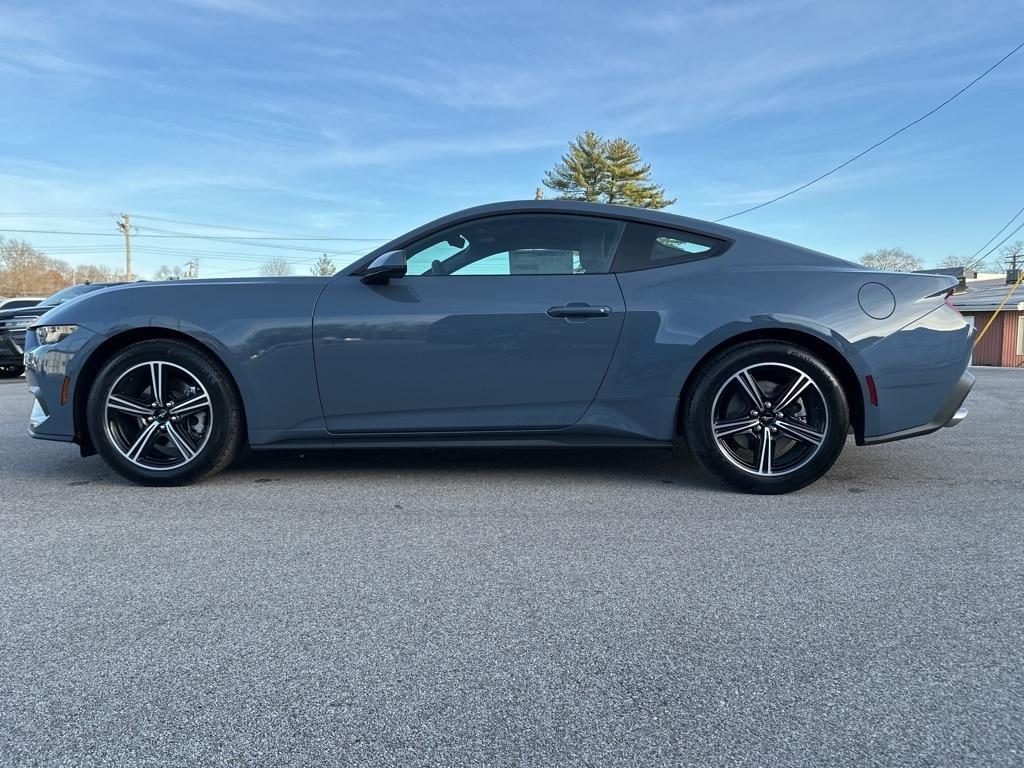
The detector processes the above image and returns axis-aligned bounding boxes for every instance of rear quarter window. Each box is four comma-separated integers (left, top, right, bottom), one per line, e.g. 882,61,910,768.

612,222,730,272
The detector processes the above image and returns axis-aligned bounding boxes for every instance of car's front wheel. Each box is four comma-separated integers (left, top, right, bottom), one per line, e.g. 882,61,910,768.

86,339,244,486
0,363,25,378
683,342,849,494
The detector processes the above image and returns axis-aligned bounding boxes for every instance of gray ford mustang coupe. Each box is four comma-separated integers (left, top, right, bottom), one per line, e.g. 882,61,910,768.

24,200,974,493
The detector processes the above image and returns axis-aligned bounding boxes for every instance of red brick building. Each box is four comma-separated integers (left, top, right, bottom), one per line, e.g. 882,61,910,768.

950,277,1024,367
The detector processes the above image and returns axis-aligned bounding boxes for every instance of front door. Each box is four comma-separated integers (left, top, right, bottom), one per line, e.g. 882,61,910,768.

312,213,626,433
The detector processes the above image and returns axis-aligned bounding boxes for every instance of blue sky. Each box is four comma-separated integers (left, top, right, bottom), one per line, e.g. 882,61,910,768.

1,0,1022,278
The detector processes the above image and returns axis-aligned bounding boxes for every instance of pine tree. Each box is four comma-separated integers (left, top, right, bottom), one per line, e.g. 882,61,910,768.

542,131,675,209
311,253,336,276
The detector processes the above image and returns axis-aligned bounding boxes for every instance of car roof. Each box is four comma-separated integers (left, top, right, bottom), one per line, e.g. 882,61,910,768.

349,199,793,273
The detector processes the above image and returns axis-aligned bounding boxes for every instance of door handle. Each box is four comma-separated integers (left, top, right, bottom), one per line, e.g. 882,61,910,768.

546,304,613,319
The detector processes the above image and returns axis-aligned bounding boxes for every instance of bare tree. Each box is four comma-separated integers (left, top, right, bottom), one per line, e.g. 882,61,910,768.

0,238,67,295
1,237,133,296
154,264,187,280
937,255,968,269
260,258,294,277
75,263,125,283
998,240,1023,272
311,253,335,276
859,247,922,272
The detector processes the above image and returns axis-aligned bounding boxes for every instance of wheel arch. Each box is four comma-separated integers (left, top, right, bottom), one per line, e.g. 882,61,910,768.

677,327,866,444
73,327,247,456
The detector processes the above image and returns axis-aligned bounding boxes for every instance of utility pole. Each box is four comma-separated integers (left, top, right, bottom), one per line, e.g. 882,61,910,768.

117,213,133,281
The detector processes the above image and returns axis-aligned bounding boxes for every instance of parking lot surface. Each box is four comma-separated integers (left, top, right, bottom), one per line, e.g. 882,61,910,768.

1,369,1022,767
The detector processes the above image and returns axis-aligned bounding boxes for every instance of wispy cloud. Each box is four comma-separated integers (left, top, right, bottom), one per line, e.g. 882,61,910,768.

172,0,311,22
0,0,1021,273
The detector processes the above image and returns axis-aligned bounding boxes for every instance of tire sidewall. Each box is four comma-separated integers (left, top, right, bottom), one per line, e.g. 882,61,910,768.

86,340,239,486
0,365,25,378
684,342,849,494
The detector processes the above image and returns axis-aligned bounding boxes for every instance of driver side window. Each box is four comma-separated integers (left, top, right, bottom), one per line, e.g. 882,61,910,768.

403,214,624,276
404,236,469,275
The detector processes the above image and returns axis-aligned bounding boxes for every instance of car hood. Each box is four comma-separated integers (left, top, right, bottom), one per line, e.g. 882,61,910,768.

0,304,53,321
34,276,333,333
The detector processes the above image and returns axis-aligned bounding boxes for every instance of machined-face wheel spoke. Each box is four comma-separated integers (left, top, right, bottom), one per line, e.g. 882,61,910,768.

104,360,213,471
170,392,210,416
777,419,825,446
775,372,812,412
757,429,773,475
165,423,198,460
713,417,759,439
126,421,160,461
710,361,829,478
735,369,767,409
107,395,154,417
149,362,164,404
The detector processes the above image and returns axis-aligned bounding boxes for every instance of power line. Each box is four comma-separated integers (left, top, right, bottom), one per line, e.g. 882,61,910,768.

129,215,289,235
968,217,1024,271
0,227,382,255
0,212,109,217
715,40,1024,223
965,204,1024,270
1,228,125,237
0,224,387,241
133,227,376,254
132,242,368,257
199,266,263,276
132,248,325,265
130,214,389,240
136,225,388,242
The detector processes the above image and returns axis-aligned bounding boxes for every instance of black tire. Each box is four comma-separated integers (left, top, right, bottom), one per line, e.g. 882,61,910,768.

682,342,849,494
86,339,244,486
0,364,25,378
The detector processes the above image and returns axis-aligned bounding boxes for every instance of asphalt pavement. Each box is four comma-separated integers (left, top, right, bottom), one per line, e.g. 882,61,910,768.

0,369,1021,767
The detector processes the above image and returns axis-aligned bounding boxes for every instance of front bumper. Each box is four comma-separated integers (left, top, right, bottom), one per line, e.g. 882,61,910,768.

24,326,99,443
0,332,25,363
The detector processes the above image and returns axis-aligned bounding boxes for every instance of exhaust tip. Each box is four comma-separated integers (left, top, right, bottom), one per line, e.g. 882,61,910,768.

945,407,968,428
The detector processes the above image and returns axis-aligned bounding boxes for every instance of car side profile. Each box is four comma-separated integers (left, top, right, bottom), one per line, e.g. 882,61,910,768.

24,200,974,493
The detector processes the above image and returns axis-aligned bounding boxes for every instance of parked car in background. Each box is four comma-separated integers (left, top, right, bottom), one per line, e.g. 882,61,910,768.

23,201,974,493
1,283,123,378
0,297,44,311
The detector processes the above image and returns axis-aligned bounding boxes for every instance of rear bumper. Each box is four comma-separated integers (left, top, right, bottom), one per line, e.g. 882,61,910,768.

862,369,973,445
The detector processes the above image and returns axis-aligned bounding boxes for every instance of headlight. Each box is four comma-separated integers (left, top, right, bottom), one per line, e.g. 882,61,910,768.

32,324,78,345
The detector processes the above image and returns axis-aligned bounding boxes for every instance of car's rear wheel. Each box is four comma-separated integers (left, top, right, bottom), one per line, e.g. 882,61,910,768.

0,363,25,378
682,342,849,494
86,339,243,486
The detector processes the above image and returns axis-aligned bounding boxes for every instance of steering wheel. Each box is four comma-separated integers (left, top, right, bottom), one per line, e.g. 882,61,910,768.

430,259,448,276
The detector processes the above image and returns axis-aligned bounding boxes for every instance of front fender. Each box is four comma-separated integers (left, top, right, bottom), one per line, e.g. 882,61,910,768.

39,280,330,443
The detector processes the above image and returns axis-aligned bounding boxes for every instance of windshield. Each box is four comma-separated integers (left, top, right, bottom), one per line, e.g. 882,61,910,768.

41,284,106,307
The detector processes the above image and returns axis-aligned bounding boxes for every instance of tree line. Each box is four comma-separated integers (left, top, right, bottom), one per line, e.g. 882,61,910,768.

0,237,125,297
860,242,1020,273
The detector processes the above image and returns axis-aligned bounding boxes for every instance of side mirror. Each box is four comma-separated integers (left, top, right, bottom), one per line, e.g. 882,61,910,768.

361,250,407,285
